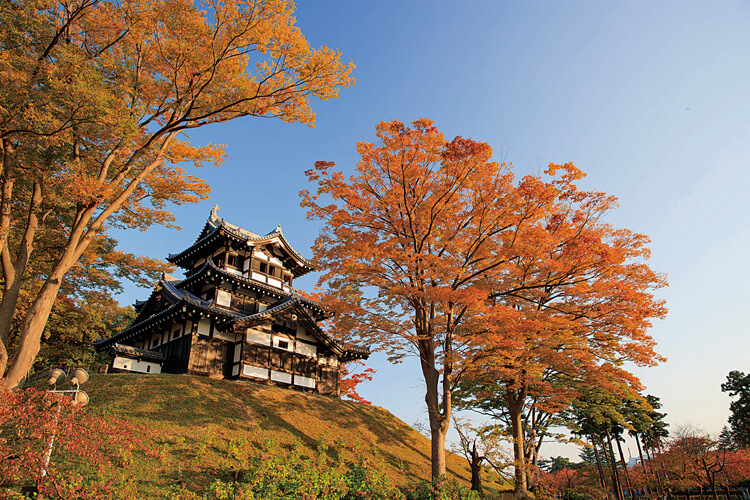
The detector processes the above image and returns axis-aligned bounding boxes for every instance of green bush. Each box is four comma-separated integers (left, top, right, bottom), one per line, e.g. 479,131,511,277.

405,476,481,500
164,436,481,500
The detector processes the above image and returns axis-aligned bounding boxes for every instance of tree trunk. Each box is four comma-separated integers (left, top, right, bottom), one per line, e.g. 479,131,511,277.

607,431,625,500
469,441,483,493
616,436,633,495
419,325,449,479
0,179,43,345
507,387,529,499
2,275,65,388
0,220,84,389
635,434,648,475
0,139,15,259
591,437,609,493
633,434,651,495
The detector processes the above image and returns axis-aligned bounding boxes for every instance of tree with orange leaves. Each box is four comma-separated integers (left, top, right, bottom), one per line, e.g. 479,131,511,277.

0,0,354,389
457,164,667,498
303,122,666,485
302,118,529,479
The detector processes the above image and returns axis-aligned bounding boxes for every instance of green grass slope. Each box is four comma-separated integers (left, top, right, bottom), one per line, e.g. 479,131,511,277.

85,373,506,497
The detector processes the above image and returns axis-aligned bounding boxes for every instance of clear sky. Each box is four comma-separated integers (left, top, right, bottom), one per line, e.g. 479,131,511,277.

114,1,750,460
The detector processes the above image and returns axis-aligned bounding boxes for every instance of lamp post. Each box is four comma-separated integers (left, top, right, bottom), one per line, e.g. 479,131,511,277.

40,367,90,478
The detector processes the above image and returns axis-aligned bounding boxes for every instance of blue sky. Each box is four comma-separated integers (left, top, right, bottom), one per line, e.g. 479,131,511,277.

115,1,750,460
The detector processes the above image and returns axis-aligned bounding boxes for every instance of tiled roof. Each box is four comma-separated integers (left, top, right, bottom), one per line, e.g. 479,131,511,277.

109,343,166,361
234,294,369,361
167,205,316,275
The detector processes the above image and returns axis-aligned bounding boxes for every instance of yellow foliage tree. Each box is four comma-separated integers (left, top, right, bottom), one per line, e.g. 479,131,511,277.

0,0,354,389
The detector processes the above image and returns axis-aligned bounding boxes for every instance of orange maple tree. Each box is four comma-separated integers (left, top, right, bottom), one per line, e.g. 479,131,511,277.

459,163,667,498
0,0,354,389
303,121,666,483
339,360,376,405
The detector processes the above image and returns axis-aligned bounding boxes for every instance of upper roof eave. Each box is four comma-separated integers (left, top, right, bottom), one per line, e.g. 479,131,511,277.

93,277,241,351
167,206,317,275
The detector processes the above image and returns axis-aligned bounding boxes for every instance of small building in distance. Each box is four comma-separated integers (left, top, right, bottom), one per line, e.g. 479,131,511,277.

94,206,369,397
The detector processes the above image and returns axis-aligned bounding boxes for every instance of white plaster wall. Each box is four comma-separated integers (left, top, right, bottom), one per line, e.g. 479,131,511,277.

113,356,162,374
294,375,316,389
216,289,232,307
296,342,316,357
197,318,211,336
246,329,271,345
269,256,283,267
243,364,268,379
267,277,282,289
270,370,292,384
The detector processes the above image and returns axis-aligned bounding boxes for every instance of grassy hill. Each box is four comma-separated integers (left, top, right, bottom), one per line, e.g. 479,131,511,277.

82,373,507,498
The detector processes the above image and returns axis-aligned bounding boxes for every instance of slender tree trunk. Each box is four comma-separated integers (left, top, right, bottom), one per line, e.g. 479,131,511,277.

635,434,648,476
591,437,609,493
633,433,651,495
0,138,15,260
0,179,44,344
607,431,625,500
708,473,719,500
507,386,529,499
616,436,633,495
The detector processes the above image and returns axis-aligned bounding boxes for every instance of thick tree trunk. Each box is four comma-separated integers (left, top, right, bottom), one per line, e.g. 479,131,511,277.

419,325,450,479
2,272,65,388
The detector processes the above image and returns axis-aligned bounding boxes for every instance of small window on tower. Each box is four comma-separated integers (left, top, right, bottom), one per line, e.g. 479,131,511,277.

278,340,289,350
259,262,267,273
227,254,236,267
267,266,276,277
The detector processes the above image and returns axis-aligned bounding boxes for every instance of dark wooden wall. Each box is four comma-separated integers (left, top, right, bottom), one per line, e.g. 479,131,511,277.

188,336,227,378
159,334,192,373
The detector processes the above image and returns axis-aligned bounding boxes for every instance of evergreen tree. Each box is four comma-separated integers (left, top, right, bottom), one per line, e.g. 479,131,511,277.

721,371,750,448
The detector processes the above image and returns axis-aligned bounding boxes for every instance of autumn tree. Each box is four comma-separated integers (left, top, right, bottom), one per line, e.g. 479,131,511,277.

302,118,527,478
339,360,376,404
0,0,354,389
451,416,512,492
654,426,738,499
2,206,162,369
453,372,569,492
454,163,666,498
0,388,152,498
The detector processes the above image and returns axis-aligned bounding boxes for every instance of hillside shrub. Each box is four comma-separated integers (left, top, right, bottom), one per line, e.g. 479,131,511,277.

0,388,152,499
165,435,481,499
